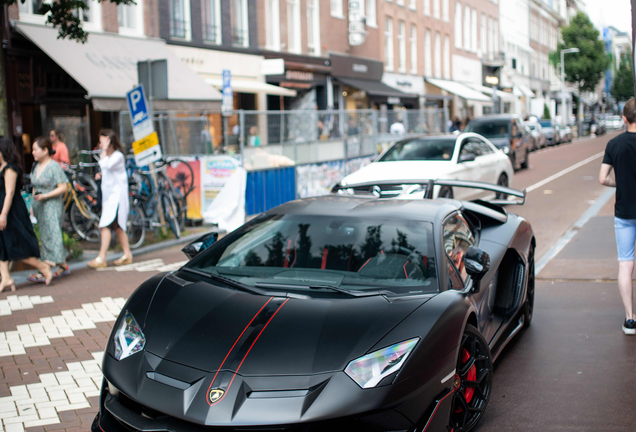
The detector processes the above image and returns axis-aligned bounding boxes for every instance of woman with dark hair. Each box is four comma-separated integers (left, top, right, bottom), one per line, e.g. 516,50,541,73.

26,137,69,282
49,129,69,168
0,137,51,291
87,129,132,268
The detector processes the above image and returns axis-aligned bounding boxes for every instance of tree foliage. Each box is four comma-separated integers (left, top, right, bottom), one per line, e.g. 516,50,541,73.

611,54,635,102
543,104,551,120
2,0,135,43
557,12,610,93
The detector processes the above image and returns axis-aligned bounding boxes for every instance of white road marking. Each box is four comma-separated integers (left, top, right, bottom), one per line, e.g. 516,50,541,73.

0,352,104,432
0,298,125,357
95,259,187,273
525,152,604,193
0,296,54,317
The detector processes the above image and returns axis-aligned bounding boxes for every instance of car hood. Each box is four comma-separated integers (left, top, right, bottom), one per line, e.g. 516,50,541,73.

341,161,461,185
142,276,431,375
485,137,511,148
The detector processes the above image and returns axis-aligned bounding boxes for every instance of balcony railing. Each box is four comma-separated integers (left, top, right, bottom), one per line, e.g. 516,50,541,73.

232,28,248,46
170,18,188,38
203,24,220,43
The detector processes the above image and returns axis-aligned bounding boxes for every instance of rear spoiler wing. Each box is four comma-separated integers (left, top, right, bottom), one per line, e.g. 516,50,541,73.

332,179,526,205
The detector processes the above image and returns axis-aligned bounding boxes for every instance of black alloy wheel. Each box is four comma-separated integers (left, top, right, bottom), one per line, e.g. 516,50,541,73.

495,174,508,200
449,325,493,432
520,149,529,169
439,186,454,199
524,245,535,326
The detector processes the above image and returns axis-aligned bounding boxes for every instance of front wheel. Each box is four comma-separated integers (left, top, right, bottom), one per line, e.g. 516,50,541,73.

495,174,508,200
127,203,146,249
520,149,529,169
70,195,100,243
449,324,493,432
162,193,181,239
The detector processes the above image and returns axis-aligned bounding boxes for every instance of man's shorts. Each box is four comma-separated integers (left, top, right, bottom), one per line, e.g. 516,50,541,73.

615,217,636,261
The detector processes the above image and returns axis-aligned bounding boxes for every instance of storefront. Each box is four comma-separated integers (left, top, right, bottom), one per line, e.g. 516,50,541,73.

425,78,492,121
381,73,424,109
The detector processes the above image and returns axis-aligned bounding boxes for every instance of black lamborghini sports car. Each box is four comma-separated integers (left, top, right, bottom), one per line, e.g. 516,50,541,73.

93,180,535,432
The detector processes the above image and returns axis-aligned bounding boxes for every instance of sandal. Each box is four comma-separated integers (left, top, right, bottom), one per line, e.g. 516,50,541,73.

87,257,107,268
27,272,46,283
54,264,70,278
114,255,133,266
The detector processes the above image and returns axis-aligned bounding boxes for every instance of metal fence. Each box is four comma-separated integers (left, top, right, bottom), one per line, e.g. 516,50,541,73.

119,108,448,168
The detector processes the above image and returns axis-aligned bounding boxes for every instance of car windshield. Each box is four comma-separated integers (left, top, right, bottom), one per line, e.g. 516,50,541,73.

539,120,553,128
379,138,456,162
187,214,438,295
465,120,510,138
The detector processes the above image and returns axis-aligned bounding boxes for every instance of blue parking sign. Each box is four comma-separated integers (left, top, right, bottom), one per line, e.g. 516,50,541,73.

126,85,154,141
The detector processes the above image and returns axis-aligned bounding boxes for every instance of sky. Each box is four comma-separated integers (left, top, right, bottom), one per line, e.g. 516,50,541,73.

586,0,633,37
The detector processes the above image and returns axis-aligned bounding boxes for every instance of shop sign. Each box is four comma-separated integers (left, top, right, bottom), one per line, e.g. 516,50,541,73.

387,97,401,104
221,70,233,116
348,0,367,46
285,70,315,81
330,53,383,80
382,72,424,95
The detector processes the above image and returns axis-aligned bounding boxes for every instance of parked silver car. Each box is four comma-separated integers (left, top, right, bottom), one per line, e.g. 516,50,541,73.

524,122,547,150
561,126,573,143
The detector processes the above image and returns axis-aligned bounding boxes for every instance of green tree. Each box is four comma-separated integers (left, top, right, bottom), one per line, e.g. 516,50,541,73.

1,0,134,43
543,104,551,120
611,54,635,102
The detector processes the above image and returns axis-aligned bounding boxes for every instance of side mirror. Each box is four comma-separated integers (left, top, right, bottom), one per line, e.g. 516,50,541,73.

182,231,219,259
464,246,490,293
459,153,477,163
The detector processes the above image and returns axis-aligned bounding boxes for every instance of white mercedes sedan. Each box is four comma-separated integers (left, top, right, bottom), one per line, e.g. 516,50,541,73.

339,133,514,200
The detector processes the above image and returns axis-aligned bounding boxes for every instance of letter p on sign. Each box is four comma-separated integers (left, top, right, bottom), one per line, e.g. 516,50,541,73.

130,90,142,111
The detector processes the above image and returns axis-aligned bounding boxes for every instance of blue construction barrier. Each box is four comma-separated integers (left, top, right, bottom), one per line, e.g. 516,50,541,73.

245,167,296,215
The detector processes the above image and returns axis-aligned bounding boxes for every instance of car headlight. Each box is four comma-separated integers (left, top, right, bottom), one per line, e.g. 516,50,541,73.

113,310,146,361
344,338,419,389
501,146,510,154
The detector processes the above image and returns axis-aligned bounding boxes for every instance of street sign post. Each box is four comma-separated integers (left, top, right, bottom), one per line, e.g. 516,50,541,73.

126,85,162,167
221,70,233,116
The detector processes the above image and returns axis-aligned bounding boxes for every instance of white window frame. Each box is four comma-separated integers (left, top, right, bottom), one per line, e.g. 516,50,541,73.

119,0,143,36
232,0,249,47
424,0,430,16
203,0,222,44
287,0,301,54
410,25,417,74
397,0,404,6
265,0,280,50
169,0,191,40
480,13,486,55
307,0,320,56
366,0,377,27
471,9,477,52
18,0,49,24
330,0,343,18
424,29,432,76
433,0,440,19
77,0,102,33
454,3,462,49
398,20,406,73
434,32,441,78
385,17,394,71
409,0,416,10
494,20,499,54
463,5,470,51
442,0,448,22
443,34,450,79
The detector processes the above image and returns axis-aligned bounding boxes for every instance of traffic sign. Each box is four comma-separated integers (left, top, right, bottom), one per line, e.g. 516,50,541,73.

221,69,233,116
132,132,162,167
126,85,155,141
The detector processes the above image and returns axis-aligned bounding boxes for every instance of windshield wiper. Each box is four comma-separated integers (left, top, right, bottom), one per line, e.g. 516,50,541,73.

181,268,265,295
254,282,387,297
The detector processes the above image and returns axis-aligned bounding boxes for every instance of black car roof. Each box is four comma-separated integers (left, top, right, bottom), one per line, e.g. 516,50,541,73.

266,195,460,223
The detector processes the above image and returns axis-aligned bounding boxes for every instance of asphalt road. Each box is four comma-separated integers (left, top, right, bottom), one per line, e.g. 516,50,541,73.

475,131,636,431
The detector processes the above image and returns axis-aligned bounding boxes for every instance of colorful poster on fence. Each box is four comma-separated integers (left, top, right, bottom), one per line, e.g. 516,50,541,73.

165,157,201,220
201,156,242,211
296,156,374,198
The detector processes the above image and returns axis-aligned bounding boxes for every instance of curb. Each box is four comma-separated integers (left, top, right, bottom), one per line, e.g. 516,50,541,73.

12,227,225,287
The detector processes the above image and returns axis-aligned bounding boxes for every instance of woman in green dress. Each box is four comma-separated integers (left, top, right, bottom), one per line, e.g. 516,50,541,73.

27,137,69,282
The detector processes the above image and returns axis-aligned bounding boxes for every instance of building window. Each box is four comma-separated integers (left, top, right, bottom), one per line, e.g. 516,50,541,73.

366,0,377,26
487,16,493,54
169,0,190,39
410,25,417,74
434,32,441,78
307,0,320,55
471,9,477,52
74,0,102,32
287,0,301,53
265,0,280,49
424,29,432,76
385,17,394,71
330,0,343,17
118,1,142,36
494,20,499,54
463,5,470,50
398,20,406,72
397,0,404,6
232,0,249,47
443,34,450,79
442,0,449,21
424,0,430,15
454,3,462,49
480,13,486,54
18,0,48,23
203,0,221,44
433,0,440,19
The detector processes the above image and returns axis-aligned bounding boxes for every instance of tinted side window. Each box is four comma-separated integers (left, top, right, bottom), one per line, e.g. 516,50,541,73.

472,137,493,154
443,213,476,286
460,141,482,157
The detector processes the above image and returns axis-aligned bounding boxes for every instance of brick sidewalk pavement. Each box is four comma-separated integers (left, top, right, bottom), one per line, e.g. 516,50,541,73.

0,245,189,432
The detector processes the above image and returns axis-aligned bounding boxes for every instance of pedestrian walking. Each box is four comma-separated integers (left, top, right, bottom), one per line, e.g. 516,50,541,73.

390,118,405,135
49,129,70,168
87,129,132,268
0,137,52,291
27,137,70,283
599,97,636,334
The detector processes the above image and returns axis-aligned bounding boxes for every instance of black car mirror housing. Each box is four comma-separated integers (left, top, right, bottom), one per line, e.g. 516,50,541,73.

464,246,490,293
182,232,219,259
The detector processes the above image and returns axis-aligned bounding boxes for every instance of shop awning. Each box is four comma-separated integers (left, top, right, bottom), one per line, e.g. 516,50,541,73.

516,84,535,98
466,84,516,101
205,78,296,97
425,78,492,102
335,77,418,99
15,23,222,111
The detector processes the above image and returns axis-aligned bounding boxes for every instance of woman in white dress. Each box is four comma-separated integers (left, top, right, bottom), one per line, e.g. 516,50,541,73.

87,129,132,268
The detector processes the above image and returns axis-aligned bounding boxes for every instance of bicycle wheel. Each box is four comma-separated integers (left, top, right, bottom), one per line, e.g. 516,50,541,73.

70,194,101,243
127,203,146,249
161,192,181,239
165,159,194,199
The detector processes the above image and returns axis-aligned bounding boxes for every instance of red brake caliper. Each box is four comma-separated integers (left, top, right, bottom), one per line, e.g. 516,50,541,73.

454,348,477,413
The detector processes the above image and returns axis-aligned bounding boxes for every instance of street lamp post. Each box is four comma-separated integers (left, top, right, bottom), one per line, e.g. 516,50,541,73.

561,48,579,126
